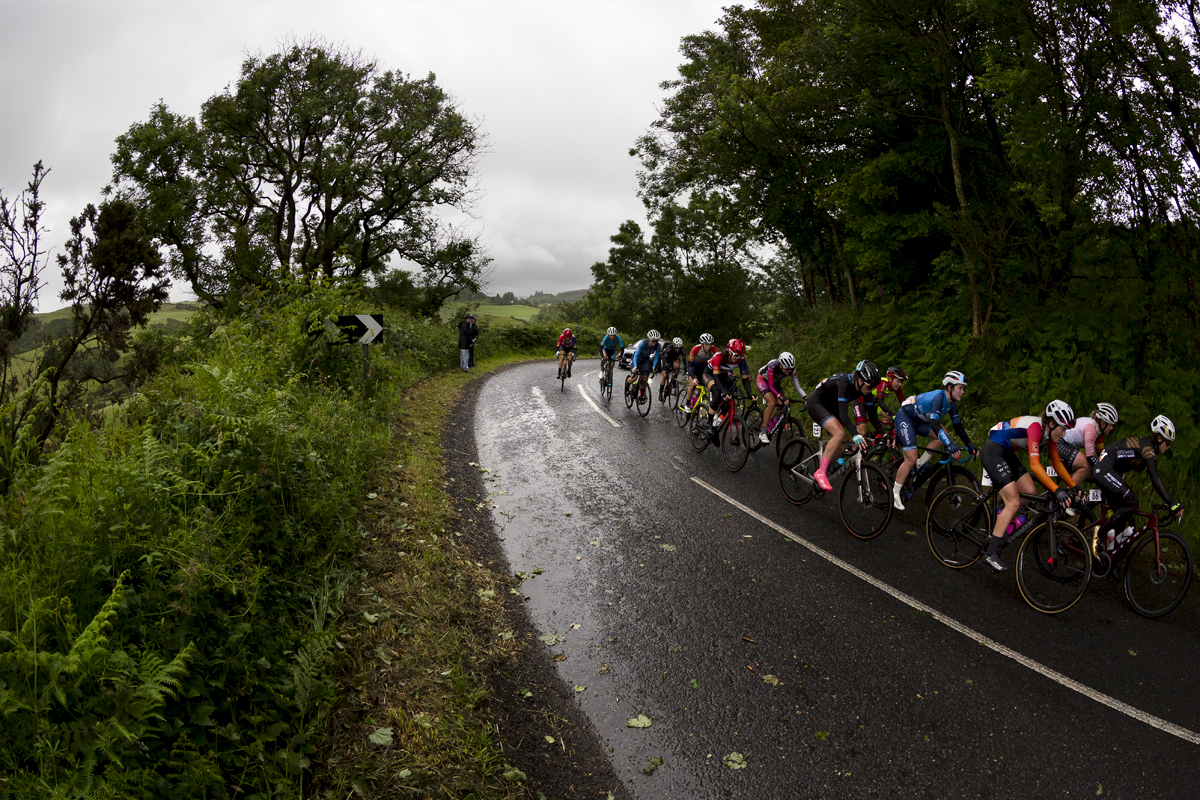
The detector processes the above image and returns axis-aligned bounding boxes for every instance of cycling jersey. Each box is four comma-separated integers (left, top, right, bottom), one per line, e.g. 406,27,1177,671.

705,350,750,378
599,333,624,354
757,359,807,399
1094,435,1175,506
807,373,877,429
895,389,971,452
986,416,1069,491
688,344,716,376
557,333,577,350
660,341,681,366
865,380,906,416
630,338,661,372
1060,416,1104,459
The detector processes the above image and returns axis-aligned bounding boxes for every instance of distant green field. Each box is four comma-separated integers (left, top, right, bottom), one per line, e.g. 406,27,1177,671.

447,303,541,323
10,303,199,373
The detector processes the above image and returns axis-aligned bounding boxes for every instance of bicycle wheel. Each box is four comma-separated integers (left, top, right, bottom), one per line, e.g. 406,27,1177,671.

743,406,764,451
774,418,804,456
689,405,712,452
604,369,613,402
636,379,653,417
674,390,693,428
1016,521,1091,614
924,465,981,508
837,460,894,540
777,437,818,505
669,377,682,411
721,415,751,472
926,485,990,568
561,370,567,392
1123,531,1193,618
624,379,635,409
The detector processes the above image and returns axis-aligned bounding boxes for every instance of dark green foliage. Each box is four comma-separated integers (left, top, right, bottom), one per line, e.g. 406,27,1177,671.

0,286,433,796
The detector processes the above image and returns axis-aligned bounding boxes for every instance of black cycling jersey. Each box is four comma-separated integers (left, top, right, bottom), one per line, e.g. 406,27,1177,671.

1095,435,1174,506
809,373,878,429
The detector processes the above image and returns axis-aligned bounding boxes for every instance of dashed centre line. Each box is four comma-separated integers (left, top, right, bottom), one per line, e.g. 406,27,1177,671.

691,476,1200,747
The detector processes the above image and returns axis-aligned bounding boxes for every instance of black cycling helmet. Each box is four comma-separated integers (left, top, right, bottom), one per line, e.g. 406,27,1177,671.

854,359,881,386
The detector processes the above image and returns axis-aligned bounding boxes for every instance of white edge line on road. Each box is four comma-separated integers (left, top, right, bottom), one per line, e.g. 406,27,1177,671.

579,384,621,428
691,476,1200,747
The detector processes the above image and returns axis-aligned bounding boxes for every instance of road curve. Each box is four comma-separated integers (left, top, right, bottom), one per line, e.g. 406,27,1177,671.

474,360,1200,799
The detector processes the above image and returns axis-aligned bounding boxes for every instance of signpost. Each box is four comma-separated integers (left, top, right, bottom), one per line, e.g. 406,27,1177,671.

327,314,384,378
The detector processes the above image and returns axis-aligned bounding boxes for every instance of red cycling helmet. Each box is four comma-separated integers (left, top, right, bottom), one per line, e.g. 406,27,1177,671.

727,338,746,359
563,328,571,336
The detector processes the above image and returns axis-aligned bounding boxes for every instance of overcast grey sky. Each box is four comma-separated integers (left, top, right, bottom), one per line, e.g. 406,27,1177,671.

1,0,727,309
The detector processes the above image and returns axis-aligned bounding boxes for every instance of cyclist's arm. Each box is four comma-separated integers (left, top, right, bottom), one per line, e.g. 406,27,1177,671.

1143,453,1175,506
928,415,960,453
791,374,807,399
1026,428,1060,493
1049,442,1075,489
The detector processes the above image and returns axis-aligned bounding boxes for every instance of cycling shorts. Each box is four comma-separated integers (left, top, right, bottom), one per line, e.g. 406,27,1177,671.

755,375,773,396
805,395,837,428
895,406,932,451
1092,463,1136,508
601,347,617,360
634,356,654,373
561,345,576,355
982,441,1025,490
1055,439,1082,470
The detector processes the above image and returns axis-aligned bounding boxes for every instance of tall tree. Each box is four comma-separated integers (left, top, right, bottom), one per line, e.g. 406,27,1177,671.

110,38,489,311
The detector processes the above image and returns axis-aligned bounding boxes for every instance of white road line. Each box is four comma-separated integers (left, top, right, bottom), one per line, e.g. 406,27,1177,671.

691,476,1200,747
578,384,621,428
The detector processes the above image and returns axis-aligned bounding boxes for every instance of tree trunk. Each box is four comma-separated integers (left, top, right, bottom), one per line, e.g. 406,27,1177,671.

941,88,983,336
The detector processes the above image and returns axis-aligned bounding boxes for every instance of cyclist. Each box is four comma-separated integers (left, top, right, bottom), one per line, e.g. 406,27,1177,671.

658,336,684,400
978,400,1077,572
890,370,979,511
805,360,884,491
684,333,717,409
625,329,662,395
703,338,753,428
599,327,624,378
1091,414,1183,551
556,328,577,379
1056,402,1118,485
855,365,908,434
756,351,807,445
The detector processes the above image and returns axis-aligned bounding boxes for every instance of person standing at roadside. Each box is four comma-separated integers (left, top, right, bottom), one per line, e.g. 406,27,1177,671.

458,312,478,372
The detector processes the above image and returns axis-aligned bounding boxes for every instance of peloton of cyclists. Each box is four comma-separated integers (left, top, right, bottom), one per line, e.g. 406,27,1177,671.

556,328,577,379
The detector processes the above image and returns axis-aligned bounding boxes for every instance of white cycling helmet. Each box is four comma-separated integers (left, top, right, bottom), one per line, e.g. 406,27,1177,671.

779,351,796,370
1151,414,1176,442
943,370,967,387
606,326,617,336
647,329,660,340
1045,399,1076,429
699,333,714,345
1092,402,1119,426
673,337,683,347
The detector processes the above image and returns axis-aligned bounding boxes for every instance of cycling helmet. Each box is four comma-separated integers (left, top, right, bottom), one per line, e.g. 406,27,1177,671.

886,365,908,381
563,328,571,336
1045,399,1076,429
1151,414,1176,442
727,338,746,359
942,370,967,387
672,337,683,347
1092,402,1119,426
647,329,660,340
854,359,881,386
699,333,714,345
779,351,796,370
606,326,617,336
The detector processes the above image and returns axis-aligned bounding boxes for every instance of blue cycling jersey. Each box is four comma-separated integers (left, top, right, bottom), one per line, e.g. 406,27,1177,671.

631,339,661,370
600,333,624,352
900,389,961,451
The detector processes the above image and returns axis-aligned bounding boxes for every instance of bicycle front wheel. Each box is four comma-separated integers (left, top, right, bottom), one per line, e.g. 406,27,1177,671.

837,461,894,540
624,380,635,409
923,465,981,508
1123,531,1193,618
721,416,751,472
743,406,764,450
777,437,817,505
604,371,613,402
1016,521,1091,614
926,485,990,568
637,380,653,417
674,391,693,428
689,406,712,452
774,418,804,456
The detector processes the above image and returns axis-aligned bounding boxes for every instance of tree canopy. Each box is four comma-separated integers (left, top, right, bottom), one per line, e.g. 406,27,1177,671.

110,38,490,311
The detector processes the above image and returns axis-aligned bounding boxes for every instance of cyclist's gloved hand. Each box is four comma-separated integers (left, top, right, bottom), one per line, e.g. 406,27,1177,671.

852,434,865,447
1054,488,1071,507
1169,501,1184,515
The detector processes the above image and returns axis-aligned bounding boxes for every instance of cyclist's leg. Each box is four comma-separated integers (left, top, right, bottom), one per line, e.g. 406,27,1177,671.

1070,450,1090,486
759,380,777,444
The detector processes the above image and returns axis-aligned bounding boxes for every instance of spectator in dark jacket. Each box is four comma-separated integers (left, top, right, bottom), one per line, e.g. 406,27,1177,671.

458,313,478,372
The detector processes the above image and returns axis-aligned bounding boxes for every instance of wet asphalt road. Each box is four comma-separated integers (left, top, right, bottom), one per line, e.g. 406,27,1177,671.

473,360,1200,799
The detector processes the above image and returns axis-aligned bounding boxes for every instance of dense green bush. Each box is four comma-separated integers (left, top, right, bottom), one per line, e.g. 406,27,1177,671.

0,286,419,798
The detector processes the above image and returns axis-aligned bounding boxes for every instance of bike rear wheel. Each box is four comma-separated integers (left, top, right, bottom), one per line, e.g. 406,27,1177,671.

624,379,635,409
721,415,751,472
1015,521,1091,614
837,460,894,539
777,437,817,505
689,405,712,452
1123,531,1193,618
924,465,981,508
926,485,990,568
